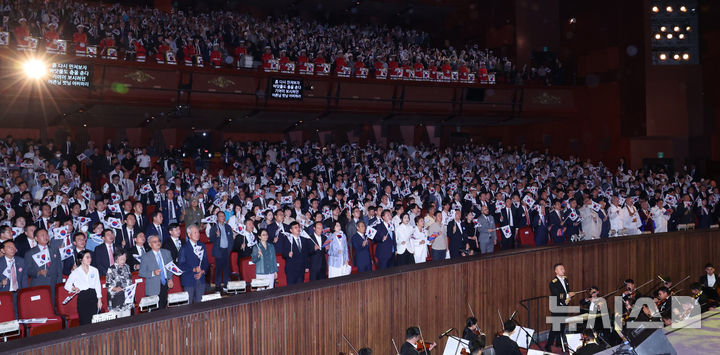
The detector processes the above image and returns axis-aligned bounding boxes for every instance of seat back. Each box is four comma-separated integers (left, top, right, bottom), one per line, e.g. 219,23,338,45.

54,283,78,320
169,275,183,294
131,273,145,305
18,286,56,320
0,292,16,322
230,252,240,276
240,257,256,284
99,276,109,312
276,255,287,287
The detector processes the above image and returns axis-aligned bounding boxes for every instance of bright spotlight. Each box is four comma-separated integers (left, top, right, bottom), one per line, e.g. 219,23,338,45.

673,26,680,32
666,6,673,12
659,53,667,60
666,33,673,39
680,6,687,12
22,59,47,79
682,53,690,60
678,33,685,39
673,54,680,60
651,6,659,13
654,33,662,40
686,26,691,31
660,26,667,32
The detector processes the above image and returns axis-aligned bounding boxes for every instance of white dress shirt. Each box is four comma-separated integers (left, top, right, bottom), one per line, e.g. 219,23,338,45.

64,265,102,299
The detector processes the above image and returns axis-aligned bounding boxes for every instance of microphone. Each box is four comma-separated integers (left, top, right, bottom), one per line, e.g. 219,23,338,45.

509,310,517,321
438,327,454,339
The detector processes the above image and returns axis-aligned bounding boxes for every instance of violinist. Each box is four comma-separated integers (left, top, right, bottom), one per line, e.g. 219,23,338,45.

655,287,672,320
621,279,641,301
462,317,486,348
492,320,522,355
575,329,604,355
699,263,720,301
400,326,436,355
580,286,602,315
690,282,713,313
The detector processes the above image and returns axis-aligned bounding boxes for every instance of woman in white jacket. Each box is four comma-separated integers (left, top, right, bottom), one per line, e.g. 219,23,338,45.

395,213,415,265
410,216,429,263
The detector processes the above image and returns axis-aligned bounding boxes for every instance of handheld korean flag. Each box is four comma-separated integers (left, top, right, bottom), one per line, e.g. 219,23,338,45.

522,195,536,208
32,250,51,267
81,190,92,201
74,216,90,226
11,227,23,239
242,230,257,247
52,225,69,240
501,225,513,239
165,261,183,276
105,217,122,230
123,283,137,305
200,215,217,224
88,233,104,245
59,244,74,260
568,211,580,222
428,232,438,243
3,267,12,280
76,153,87,162
107,204,121,213
495,200,504,213
140,184,152,194
281,196,293,204
110,193,121,204
193,245,204,261
366,226,377,240
590,200,601,212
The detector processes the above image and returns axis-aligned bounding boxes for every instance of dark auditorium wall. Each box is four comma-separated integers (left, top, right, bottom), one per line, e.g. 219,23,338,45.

9,229,720,355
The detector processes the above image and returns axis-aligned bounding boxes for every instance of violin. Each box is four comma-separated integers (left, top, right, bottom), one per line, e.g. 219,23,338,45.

416,340,435,352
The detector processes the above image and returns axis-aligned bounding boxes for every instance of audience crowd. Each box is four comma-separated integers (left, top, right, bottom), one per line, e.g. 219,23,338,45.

0,134,717,331
0,0,567,83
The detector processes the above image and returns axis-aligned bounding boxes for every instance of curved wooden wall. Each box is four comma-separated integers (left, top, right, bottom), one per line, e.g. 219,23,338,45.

5,229,720,354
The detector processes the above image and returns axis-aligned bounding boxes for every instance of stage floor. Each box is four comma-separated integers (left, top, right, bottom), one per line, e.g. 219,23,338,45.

664,309,720,355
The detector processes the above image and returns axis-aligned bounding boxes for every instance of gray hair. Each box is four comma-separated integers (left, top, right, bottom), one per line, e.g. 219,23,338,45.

186,224,200,235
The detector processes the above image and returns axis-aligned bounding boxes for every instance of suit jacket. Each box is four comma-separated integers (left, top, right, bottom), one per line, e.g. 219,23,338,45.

177,241,209,287
373,222,395,261
25,245,63,288
55,204,71,221
35,217,53,231
399,341,430,355
306,233,327,279
492,335,522,355
125,244,149,271
93,242,117,276
476,214,496,241
88,210,109,226
145,223,169,242
548,209,565,239
575,342,605,355
266,221,288,242
209,223,234,257
446,220,465,255
139,248,173,296
549,276,571,310
0,256,28,291
278,233,310,274
13,234,35,258
351,232,371,270
162,237,185,262
160,198,183,224
115,225,141,249
134,213,148,232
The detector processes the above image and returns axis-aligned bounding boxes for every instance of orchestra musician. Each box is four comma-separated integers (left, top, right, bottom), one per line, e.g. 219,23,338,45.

399,326,436,355
621,279,642,301
462,317,486,348
575,329,604,355
690,282,714,313
546,263,576,352
492,320,522,355
699,263,719,301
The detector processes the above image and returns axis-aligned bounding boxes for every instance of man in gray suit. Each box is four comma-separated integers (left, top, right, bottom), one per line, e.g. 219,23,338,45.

139,234,174,309
476,205,497,254
25,229,63,306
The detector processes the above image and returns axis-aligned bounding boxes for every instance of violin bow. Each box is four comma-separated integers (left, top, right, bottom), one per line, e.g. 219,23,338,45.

635,278,655,291
468,302,476,318
669,275,691,290
391,338,400,355
342,334,359,355
418,325,429,350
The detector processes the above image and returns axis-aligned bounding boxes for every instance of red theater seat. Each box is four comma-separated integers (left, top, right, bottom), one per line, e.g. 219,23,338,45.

240,257,256,284
17,286,63,336
0,291,23,339
54,284,79,328
99,276,109,312
276,255,287,287
169,275,183,294
230,252,240,278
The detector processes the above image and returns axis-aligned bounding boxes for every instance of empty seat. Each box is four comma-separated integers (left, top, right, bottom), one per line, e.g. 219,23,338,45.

17,286,63,336
240,257,256,284
0,291,23,339
54,283,79,328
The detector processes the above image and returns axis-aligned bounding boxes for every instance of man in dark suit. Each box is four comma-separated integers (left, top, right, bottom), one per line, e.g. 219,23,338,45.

532,202,549,246
55,196,72,221
88,200,109,226
374,210,396,268
492,321,522,355
13,224,38,258
306,221,327,281
62,233,92,276
563,199,582,239
699,263,720,301
549,201,566,244
36,203,53,231
546,263,577,352
499,199,516,250
575,329,605,355
209,211,233,292
177,224,209,304
115,214,140,249
138,235,174,309
162,223,185,262
0,240,28,317
266,210,288,244
24,229,63,306
133,202,147,232
92,229,117,276
160,190,183,226
146,211,168,242
279,221,310,285
351,221,372,272
126,232,149,272
399,326,435,354
446,210,465,258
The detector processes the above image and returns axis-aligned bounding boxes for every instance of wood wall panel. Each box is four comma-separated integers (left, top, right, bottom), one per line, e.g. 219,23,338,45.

6,229,720,355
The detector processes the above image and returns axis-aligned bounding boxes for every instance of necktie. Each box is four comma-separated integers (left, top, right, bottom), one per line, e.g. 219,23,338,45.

10,260,18,291
128,229,134,246
525,208,530,225
108,244,115,266
169,200,175,219
156,225,162,239
64,205,68,215
156,252,166,285
295,237,301,252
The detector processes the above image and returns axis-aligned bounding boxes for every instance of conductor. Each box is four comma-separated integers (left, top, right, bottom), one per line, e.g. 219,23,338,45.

546,263,577,352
